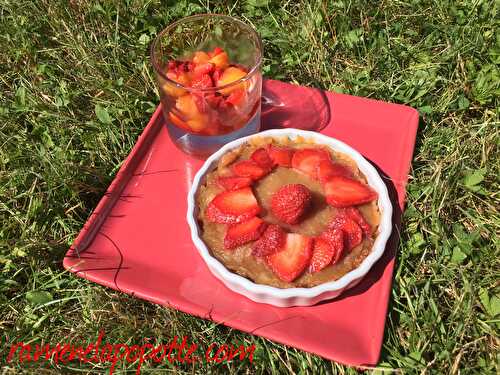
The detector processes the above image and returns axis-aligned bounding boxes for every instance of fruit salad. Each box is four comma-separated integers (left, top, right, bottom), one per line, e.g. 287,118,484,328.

160,47,260,136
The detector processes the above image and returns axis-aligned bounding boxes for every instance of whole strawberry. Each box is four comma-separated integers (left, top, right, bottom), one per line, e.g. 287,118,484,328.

271,184,312,225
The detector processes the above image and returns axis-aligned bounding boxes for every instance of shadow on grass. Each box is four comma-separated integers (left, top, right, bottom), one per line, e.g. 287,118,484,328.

404,115,427,173
378,114,424,363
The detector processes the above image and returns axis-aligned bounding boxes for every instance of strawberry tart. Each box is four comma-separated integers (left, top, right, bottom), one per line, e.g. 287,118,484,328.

194,136,381,288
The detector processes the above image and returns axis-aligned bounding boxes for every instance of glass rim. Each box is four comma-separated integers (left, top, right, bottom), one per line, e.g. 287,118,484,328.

150,14,263,93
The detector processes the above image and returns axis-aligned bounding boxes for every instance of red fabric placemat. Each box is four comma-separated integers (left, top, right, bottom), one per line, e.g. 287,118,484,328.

64,79,418,366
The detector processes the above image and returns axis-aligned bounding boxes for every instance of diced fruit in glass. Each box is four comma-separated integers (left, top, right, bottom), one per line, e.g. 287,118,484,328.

193,63,215,78
162,47,258,135
204,120,221,135
175,95,208,132
163,82,186,98
163,71,191,97
176,95,200,118
217,67,248,95
226,88,246,106
191,74,214,90
209,47,224,57
168,111,190,131
209,51,229,69
186,118,207,132
192,51,210,64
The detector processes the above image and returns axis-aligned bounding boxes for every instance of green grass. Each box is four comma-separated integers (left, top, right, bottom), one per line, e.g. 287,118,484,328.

1,0,499,373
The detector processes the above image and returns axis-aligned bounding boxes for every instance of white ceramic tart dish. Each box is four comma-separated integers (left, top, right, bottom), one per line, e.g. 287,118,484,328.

186,129,392,307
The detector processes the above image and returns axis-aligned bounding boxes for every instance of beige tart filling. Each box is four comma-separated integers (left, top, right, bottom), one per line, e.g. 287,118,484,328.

196,136,381,289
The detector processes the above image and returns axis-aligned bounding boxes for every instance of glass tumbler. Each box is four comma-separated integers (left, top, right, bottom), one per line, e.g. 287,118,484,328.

151,14,263,159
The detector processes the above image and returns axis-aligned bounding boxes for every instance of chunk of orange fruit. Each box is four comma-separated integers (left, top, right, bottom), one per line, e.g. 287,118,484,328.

216,67,248,95
192,51,210,64
175,95,208,132
209,51,229,69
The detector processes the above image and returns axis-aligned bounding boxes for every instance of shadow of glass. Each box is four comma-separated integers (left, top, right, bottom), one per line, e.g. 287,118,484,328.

261,80,331,131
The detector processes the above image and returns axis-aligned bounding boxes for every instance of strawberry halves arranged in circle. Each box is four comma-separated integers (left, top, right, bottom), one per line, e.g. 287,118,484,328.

340,207,372,236
224,217,268,250
250,147,275,170
271,184,312,225
328,215,363,250
217,176,253,191
252,224,286,257
266,233,313,282
266,145,294,167
309,238,334,274
231,160,269,180
206,143,378,282
310,228,345,273
323,176,378,207
206,187,260,224
291,148,331,180
317,160,353,185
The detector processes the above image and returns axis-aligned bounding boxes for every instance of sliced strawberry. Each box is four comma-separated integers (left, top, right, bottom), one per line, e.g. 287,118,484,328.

266,145,294,167
231,160,268,180
217,176,253,191
266,233,313,282
217,99,231,112
179,61,192,73
291,148,331,179
310,238,335,273
328,215,362,250
319,227,345,264
211,47,224,56
342,207,372,236
252,224,286,257
191,74,213,89
226,88,245,106
205,93,224,109
317,160,353,185
167,60,179,70
206,187,260,224
193,63,215,77
324,176,378,207
250,148,275,170
169,60,191,74
224,217,268,250
271,184,312,225
211,68,223,82
191,93,208,113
